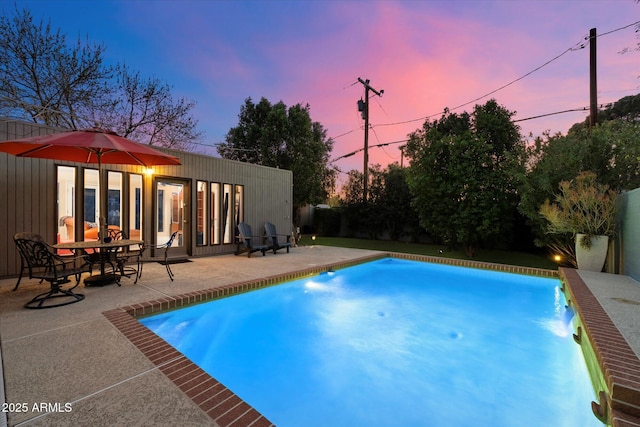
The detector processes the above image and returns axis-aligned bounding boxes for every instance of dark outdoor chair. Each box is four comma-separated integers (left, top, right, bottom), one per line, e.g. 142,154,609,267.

135,231,178,283
107,229,138,282
13,232,47,291
264,222,291,254
13,233,89,309
235,222,268,258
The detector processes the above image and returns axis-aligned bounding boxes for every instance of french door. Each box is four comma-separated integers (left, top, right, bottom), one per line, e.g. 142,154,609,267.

156,178,189,257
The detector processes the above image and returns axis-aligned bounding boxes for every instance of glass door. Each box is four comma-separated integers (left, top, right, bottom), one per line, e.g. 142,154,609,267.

156,179,188,257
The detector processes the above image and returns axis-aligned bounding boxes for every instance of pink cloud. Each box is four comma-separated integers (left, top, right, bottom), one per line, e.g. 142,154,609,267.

113,0,640,178
291,1,640,177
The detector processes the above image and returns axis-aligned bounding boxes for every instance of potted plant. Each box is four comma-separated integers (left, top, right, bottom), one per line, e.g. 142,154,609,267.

539,171,620,272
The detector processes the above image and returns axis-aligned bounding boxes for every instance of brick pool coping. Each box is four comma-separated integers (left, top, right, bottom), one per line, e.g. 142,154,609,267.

102,253,640,426
559,268,640,427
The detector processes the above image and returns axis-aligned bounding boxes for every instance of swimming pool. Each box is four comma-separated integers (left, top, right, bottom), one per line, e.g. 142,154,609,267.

141,257,602,427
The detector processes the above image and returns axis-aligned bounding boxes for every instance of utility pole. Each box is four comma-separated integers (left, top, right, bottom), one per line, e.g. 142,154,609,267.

589,27,597,129
357,77,383,203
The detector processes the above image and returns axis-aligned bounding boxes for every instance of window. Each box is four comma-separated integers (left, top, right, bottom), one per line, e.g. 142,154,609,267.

211,183,220,245
107,171,122,228
57,166,76,247
171,193,181,224
223,183,233,244
235,185,244,225
196,181,206,245
129,174,142,241
158,189,164,233
84,169,99,229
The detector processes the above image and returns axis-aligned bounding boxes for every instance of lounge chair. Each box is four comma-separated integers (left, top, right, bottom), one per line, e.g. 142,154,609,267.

264,222,291,254
135,231,178,283
13,233,88,309
235,222,268,258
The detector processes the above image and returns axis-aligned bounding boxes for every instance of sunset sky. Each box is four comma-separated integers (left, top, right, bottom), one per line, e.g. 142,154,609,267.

9,0,640,185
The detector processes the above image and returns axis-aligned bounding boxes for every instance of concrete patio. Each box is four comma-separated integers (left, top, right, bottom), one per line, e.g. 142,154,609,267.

1,246,639,426
0,246,381,426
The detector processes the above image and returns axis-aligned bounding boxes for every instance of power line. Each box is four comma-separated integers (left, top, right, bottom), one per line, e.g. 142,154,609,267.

331,100,625,164
330,39,584,138
332,139,409,162
373,42,585,130
598,20,640,38
331,127,362,140
512,107,588,123
513,101,623,123
331,20,640,140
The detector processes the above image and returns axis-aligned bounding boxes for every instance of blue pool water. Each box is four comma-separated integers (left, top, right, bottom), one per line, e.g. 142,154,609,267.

141,258,602,427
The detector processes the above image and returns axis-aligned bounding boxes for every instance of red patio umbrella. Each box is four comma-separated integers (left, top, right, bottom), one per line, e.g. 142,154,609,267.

0,127,181,239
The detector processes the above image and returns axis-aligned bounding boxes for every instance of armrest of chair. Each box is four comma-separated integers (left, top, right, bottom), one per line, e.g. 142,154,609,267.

139,242,165,252
269,233,291,242
138,241,171,261
278,234,291,242
54,252,91,270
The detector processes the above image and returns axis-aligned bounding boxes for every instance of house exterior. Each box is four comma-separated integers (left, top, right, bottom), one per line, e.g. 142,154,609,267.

0,118,293,279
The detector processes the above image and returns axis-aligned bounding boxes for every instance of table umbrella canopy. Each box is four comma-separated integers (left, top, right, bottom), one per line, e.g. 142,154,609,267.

0,127,181,166
0,127,181,240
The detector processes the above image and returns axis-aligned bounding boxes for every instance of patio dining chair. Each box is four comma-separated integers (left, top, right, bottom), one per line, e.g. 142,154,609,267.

14,232,88,291
13,232,47,291
135,231,178,283
107,229,138,282
13,233,89,309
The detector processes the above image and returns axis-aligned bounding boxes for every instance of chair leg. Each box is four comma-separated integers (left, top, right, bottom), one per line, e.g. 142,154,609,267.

13,271,24,291
165,262,174,281
13,259,26,291
68,274,81,290
24,281,85,309
135,260,143,284
163,252,174,281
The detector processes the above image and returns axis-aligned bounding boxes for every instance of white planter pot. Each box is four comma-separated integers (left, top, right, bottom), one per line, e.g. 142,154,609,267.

575,234,609,272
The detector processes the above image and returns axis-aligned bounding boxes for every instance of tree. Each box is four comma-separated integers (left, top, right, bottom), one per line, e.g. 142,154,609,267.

378,164,421,241
93,65,203,150
0,6,202,149
405,100,525,257
519,118,640,252
341,165,385,239
342,169,365,206
568,93,640,133
218,97,335,214
0,6,112,128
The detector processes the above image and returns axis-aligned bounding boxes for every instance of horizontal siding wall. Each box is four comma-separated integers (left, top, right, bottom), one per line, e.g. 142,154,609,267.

622,188,640,281
0,118,293,278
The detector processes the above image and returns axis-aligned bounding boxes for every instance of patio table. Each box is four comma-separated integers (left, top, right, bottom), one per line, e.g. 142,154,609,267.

54,239,143,286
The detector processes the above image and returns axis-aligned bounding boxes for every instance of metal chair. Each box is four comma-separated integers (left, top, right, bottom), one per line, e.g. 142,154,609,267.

13,233,89,309
107,229,138,282
13,232,47,291
135,231,178,283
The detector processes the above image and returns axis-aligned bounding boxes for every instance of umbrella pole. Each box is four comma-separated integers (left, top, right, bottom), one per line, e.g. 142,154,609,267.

99,156,108,242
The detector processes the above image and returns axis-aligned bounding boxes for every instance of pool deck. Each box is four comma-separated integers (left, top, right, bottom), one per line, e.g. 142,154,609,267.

1,246,639,427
